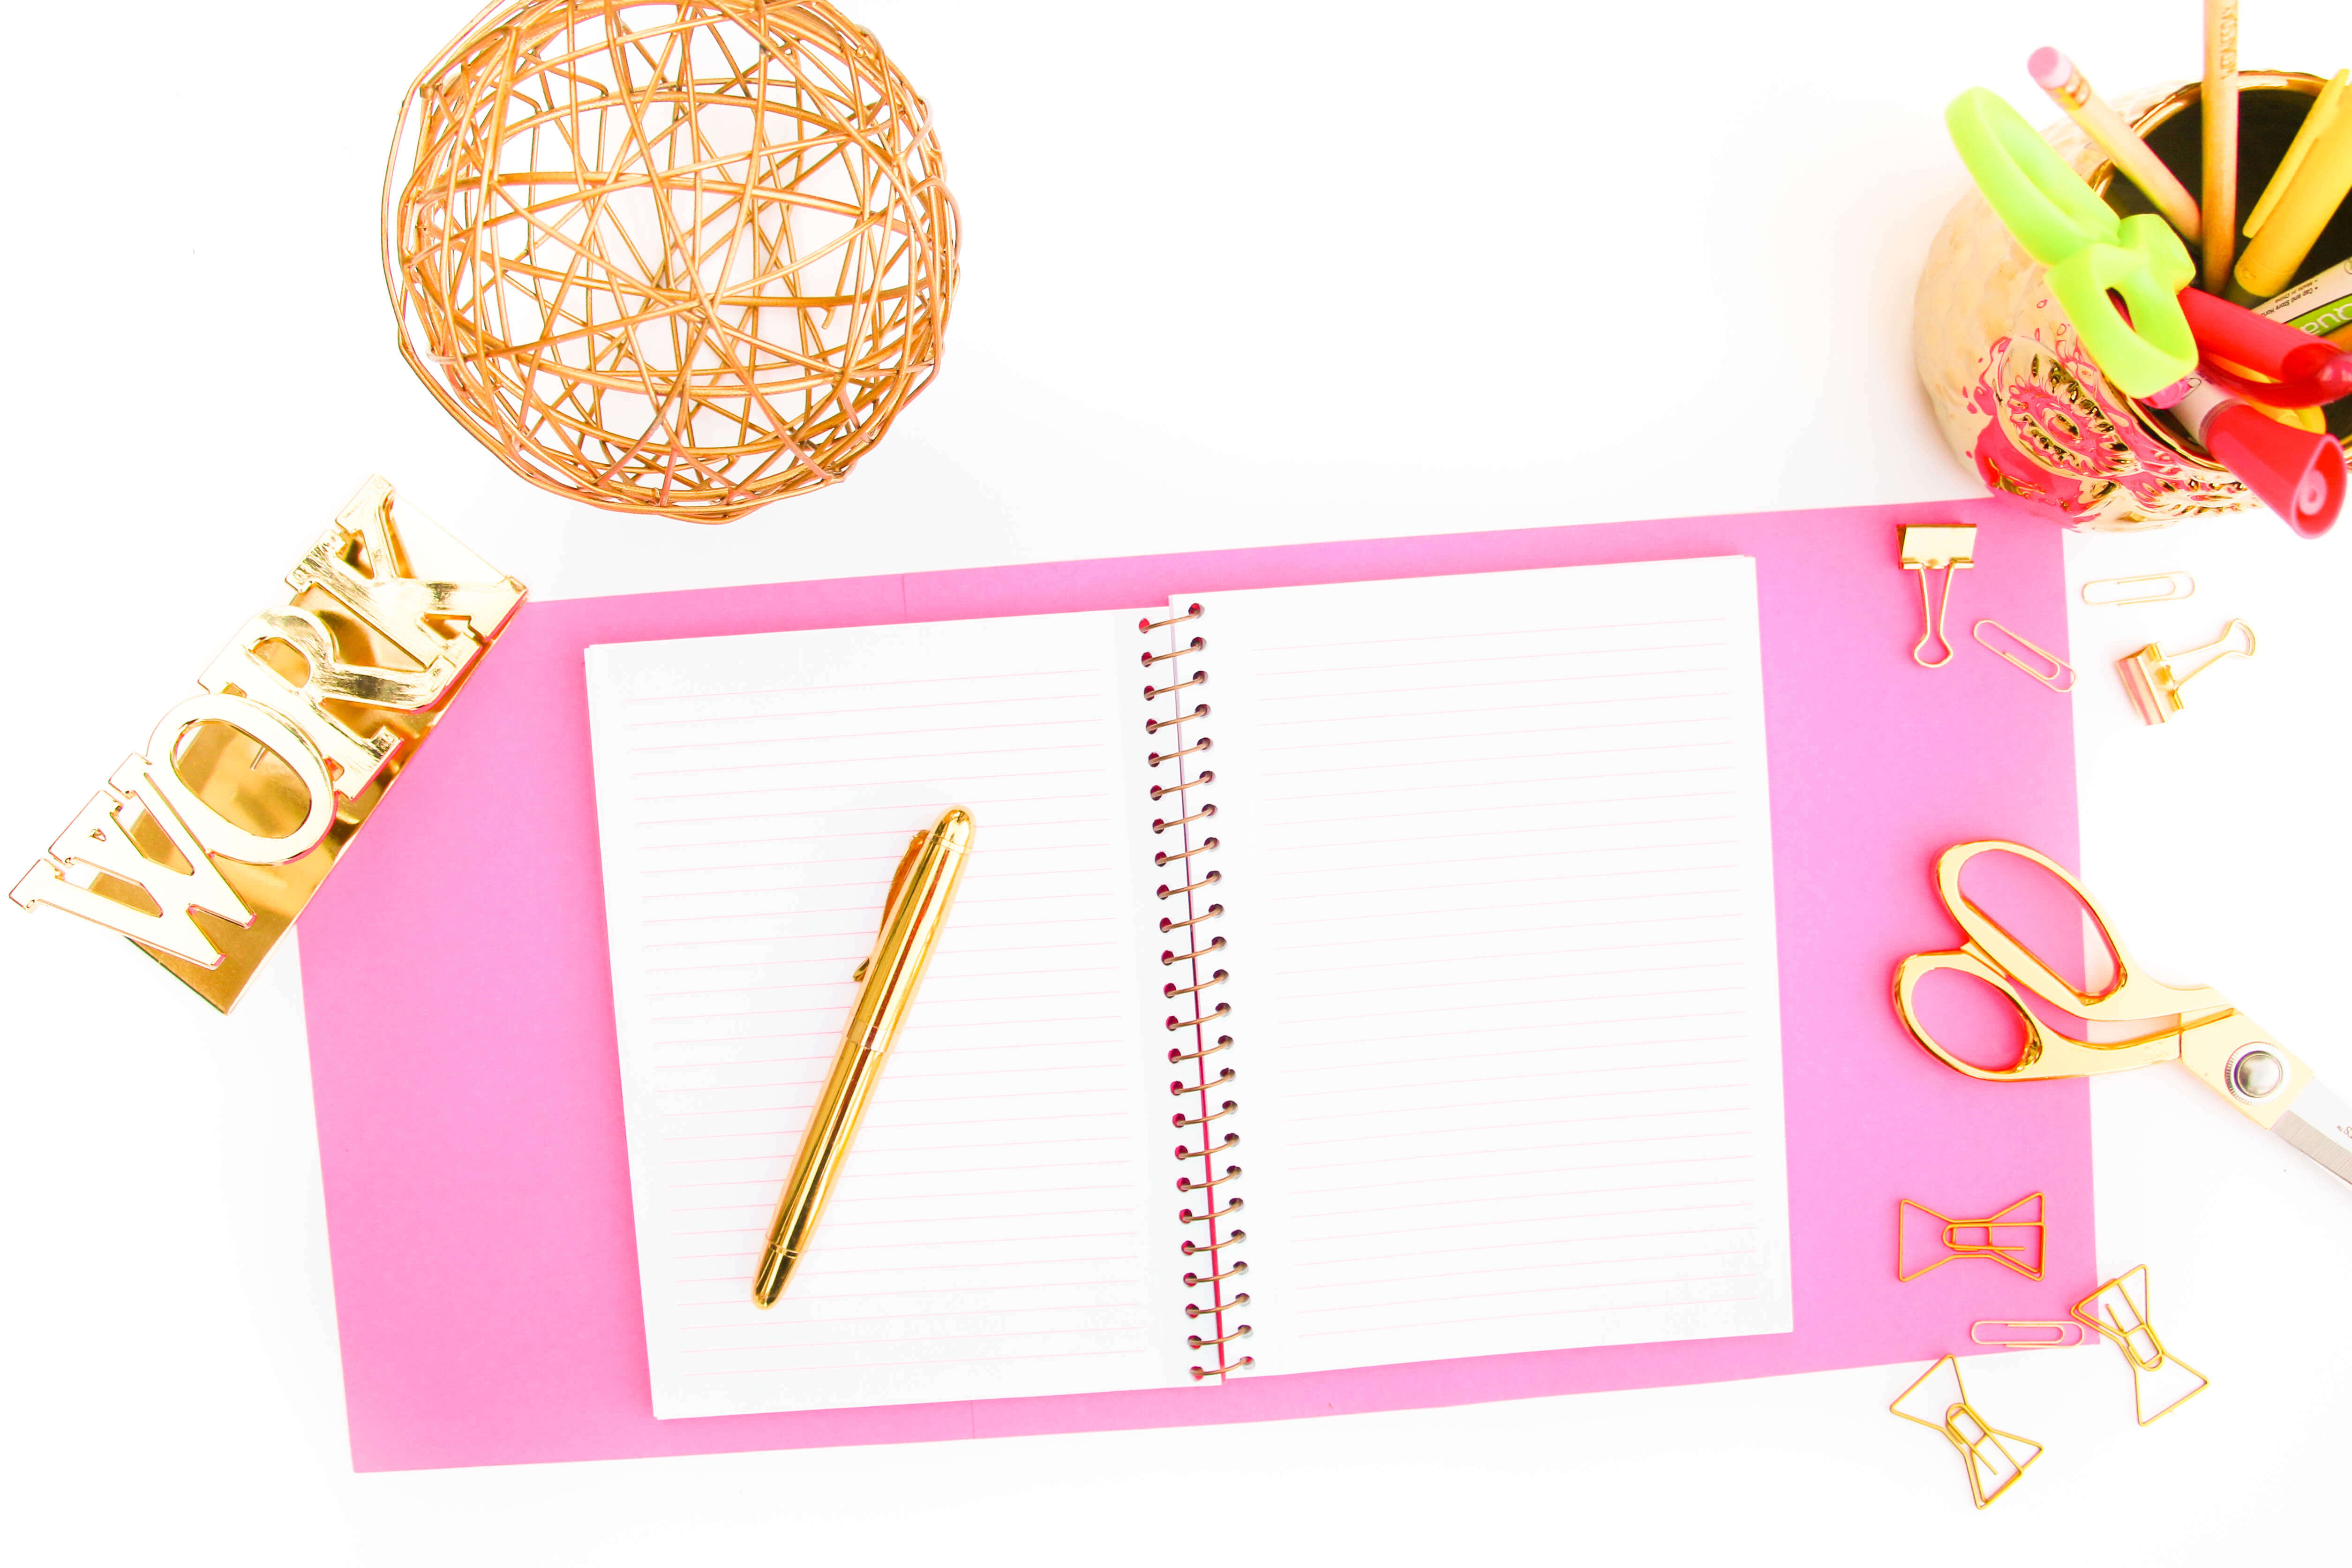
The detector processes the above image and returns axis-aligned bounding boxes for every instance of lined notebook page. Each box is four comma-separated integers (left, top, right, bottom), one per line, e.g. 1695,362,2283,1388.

585,611,1181,1416
1185,560,1791,1373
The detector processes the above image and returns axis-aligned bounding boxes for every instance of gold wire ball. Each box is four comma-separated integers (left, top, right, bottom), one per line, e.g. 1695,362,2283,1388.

383,0,958,523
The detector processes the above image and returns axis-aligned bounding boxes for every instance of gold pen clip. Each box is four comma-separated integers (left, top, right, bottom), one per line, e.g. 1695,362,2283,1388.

1900,524,1976,668
853,830,930,984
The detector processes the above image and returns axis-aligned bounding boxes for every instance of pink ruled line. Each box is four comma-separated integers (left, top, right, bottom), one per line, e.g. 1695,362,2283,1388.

1277,961,1739,1010
1260,762,1732,807
1270,644,1731,682
1294,1150,1758,1200
659,1108,1136,1141
1293,1244,1762,1293
640,864,1116,902
1287,1078,1748,1128
1296,991,1743,1031
1292,1175,1753,1223
1291,1129,1751,1186
678,1345,1150,1377
1298,1201,1755,1250
1259,660,1731,704
672,1205,1133,1238
1285,1038,1743,1079
1258,814,1737,855
1265,876,1740,920
674,1276,1148,1310
633,764,1109,808
665,1182,1134,1215
619,666,1097,707
1291,1109,1749,1164
1306,1222,1761,1270
1261,691,1732,735
1295,1289,1765,1337
1281,939,1736,987
669,1156,1134,1189
1265,740,1731,782
1259,713,1729,756
1255,619,1727,656
671,1228,1146,1261
639,797,1113,851
633,741,1099,789
656,1083,1132,1118
1269,790,1736,831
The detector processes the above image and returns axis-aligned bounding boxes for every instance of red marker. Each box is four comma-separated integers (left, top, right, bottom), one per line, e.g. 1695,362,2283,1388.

2169,371,2346,536
2179,286,2352,408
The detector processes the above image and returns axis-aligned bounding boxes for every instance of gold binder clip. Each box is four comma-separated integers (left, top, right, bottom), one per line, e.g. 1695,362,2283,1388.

1890,1355,2043,1509
1972,620,2076,691
2071,1265,2209,1425
1900,524,1976,668
2116,619,2255,725
1897,1192,2046,1282
2081,571,2196,607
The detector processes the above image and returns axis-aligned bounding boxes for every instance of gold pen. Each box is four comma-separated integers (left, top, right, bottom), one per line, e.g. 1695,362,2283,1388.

751,807,975,1308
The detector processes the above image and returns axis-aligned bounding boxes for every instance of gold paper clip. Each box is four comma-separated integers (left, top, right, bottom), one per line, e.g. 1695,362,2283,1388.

1900,524,1977,668
2116,619,2255,725
1970,1320,2087,1349
1972,620,2076,691
1890,1355,2043,1509
2080,572,2196,607
2071,1264,2209,1425
1897,1192,2046,1282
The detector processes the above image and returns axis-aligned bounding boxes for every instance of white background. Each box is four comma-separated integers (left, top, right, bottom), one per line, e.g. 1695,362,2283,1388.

3,0,2346,1561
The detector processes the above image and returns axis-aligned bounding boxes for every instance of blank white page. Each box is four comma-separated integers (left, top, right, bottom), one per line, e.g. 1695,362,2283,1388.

1178,559,1791,1373
585,610,1182,1417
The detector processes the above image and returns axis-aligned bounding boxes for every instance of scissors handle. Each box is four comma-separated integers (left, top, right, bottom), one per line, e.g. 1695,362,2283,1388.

1944,88,2197,398
1931,841,2227,1024
1891,949,2181,1081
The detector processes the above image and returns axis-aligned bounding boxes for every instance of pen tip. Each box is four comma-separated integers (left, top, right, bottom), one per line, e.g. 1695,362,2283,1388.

2027,48,2069,89
752,1247,800,1308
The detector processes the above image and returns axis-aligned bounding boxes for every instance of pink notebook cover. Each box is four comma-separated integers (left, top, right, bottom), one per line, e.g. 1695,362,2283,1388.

298,498,2087,1471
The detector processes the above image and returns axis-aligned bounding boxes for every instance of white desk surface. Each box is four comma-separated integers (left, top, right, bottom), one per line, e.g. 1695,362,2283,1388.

6,2,2346,1561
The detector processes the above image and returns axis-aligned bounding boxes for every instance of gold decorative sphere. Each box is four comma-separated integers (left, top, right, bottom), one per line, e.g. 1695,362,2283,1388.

383,0,958,523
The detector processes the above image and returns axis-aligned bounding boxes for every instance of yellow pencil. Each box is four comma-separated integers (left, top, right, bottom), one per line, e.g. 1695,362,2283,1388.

2247,70,2350,238
2202,0,2240,291
2236,92,2352,296
2029,48,2202,242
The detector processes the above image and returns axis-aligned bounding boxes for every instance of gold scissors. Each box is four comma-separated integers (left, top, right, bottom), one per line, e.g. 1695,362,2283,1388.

1894,840,2352,1188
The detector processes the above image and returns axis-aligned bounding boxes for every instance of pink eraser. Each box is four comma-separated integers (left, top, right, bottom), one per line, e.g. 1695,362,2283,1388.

2028,48,2071,89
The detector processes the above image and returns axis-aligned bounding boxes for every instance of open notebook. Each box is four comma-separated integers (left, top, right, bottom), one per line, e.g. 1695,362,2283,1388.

583,556,1791,1418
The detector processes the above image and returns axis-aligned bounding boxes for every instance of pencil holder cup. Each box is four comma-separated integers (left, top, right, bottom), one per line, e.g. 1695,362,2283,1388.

1916,72,2330,530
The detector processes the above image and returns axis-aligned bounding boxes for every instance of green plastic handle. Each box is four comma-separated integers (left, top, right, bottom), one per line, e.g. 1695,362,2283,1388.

1945,87,2197,398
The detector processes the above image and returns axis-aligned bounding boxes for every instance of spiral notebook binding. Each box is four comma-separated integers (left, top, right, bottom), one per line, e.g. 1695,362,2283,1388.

1141,602,1253,1380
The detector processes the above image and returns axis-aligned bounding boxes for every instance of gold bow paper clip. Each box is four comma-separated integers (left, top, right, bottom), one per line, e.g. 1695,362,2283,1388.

1896,1192,2046,1283
1890,1355,2043,1510
2072,1265,2209,1425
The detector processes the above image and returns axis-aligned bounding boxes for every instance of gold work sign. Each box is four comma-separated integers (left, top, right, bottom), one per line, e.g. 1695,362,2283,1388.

11,478,525,1011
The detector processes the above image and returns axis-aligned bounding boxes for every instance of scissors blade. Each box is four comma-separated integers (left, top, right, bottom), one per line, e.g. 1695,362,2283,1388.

2272,1079,2352,1190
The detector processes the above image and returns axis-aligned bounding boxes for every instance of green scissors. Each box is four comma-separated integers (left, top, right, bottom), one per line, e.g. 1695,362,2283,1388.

1945,87,2197,398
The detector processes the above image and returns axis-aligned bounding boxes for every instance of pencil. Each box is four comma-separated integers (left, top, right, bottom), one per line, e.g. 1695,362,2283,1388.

2203,0,2240,290
2247,70,2350,238
2236,95,2352,295
2029,48,2202,242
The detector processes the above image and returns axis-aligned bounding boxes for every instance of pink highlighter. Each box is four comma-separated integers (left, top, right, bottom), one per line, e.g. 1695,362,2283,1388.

2178,286,2352,407
2139,288,2352,536
2150,370,2346,536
